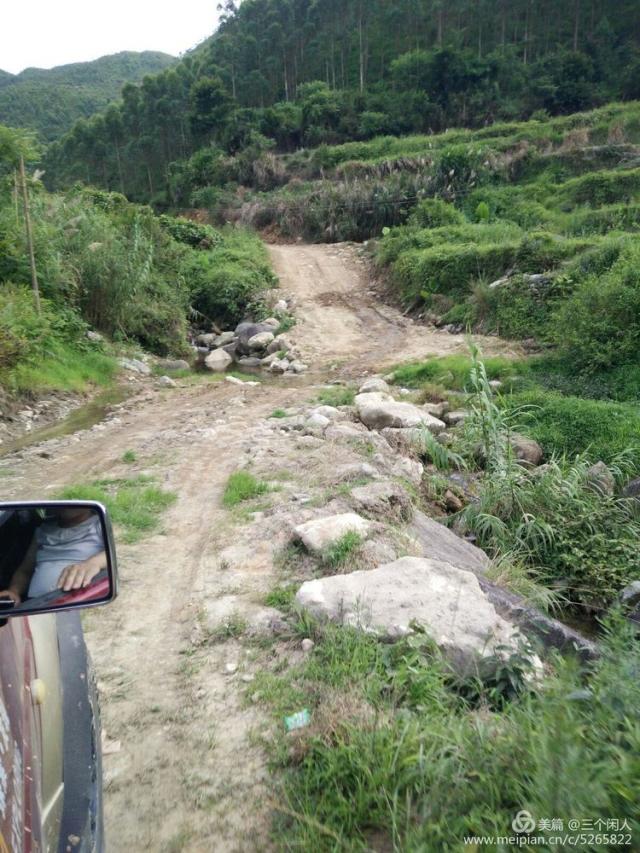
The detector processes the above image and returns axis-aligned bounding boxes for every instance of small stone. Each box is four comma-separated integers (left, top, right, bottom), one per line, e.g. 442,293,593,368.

301,639,315,653
444,489,464,513
157,376,177,388
274,299,288,312
241,674,255,683
248,331,275,351
224,662,238,675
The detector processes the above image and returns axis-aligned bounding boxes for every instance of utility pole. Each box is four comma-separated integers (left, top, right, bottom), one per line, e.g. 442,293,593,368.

19,154,41,315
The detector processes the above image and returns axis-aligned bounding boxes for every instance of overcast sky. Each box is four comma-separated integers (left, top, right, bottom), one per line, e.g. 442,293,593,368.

1,1,220,74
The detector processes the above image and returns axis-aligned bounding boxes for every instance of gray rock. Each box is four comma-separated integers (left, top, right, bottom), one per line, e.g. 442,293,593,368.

86,330,104,343
157,359,190,372
325,423,368,441
196,333,218,347
311,406,345,421
248,331,275,351
262,317,280,329
270,358,290,374
335,463,379,482
351,480,413,522
409,510,489,576
445,410,468,426
586,461,616,496
213,331,236,348
356,393,446,433
305,413,330,432
478,577,599,661
390,457,424,486
301,638,315,653
266,336,290,355
288,361,308,374
380,427,426,454
296,557,532,675
204,349,233,372
157,375,177,388
274,299,288,313
622,477,640,499
118,358,151,375
359,378,390,394
237,357,262,368
510,434,544,467
360,539,397,566
235,322,277,355
294,513,373,554
619,581,640,608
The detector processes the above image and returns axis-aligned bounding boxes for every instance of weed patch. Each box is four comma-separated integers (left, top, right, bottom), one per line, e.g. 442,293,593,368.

59,475,177,543
222,470,269,507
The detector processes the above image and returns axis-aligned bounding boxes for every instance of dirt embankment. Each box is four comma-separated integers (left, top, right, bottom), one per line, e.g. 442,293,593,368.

0,244,512,852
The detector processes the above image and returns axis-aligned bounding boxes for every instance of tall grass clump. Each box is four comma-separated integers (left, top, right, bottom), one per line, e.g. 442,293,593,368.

460,349,640,612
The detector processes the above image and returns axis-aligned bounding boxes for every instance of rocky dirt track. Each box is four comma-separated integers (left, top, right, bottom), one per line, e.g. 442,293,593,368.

0,244,513,852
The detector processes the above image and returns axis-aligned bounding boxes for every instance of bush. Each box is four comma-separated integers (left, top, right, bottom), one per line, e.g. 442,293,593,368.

559,167,640,207
408,198,464,228
185,227,277,328
158,214,222,248
552,243,640,372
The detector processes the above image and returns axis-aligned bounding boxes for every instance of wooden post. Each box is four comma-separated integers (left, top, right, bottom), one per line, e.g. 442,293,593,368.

19,155,41,314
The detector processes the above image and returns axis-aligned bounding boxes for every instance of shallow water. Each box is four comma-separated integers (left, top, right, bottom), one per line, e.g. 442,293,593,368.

0,386,131,458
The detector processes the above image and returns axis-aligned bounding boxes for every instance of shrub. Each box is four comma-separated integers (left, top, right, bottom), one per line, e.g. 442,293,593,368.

559,167,640,207
408,198,464,228
158,214,223,248
185,228,277,328
552,243,640,372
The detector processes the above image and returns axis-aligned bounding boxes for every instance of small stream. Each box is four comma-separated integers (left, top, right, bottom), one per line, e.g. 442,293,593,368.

0,386,131,458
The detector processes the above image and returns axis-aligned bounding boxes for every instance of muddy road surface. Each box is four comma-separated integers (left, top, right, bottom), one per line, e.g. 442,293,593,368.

0,244,513,852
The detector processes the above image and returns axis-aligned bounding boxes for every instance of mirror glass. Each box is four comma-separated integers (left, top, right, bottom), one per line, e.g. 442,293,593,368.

0,503,114,615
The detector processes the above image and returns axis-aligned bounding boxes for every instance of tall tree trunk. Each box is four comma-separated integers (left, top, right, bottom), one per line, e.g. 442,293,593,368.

573,0,581,50
437,8,444,46
358,7,366,93
19,156,40,315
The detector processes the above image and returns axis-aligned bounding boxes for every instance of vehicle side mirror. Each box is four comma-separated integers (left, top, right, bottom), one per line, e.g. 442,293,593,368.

0,501,118,617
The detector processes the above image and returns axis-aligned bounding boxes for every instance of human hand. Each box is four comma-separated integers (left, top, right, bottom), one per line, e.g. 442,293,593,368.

57,560,101,592
0,589,21,605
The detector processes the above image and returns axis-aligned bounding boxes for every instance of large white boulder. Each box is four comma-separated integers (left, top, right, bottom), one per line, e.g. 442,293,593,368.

204,349,233,372
296,557,529,674
359,378,390,394
294,513,373,554
356,393,446,433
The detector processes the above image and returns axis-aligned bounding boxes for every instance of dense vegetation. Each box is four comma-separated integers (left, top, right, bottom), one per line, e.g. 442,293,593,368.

0,52,175,143
43,0,640,205
0,126,275,395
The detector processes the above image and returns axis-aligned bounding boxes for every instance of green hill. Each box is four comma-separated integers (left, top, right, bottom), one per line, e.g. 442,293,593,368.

44,0,640,204
0,51,176,141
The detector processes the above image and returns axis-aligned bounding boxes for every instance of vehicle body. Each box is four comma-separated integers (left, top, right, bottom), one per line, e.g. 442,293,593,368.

0,502,117,852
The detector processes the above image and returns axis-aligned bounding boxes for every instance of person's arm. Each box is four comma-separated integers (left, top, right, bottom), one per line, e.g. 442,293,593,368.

57,550,107,592
0,536,37,603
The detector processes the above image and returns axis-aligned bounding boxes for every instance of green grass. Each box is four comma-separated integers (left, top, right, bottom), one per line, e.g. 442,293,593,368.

504,389,640,464
322,531,363,569
222,470,269,507
269,408,289,419
5,342,116,394
59,475,177,543
254,614,640,850
122,450,137,464
316,386,355,407
392,354,524,392
264,584,297,611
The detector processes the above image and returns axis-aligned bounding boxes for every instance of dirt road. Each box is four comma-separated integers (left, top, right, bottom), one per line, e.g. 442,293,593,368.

0,244,511,852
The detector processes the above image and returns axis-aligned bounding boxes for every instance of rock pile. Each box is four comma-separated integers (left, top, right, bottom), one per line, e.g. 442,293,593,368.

195,305,309,376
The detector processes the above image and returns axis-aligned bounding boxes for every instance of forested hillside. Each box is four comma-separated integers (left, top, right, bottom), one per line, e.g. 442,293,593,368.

0,51,175,142
45,0,640,204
